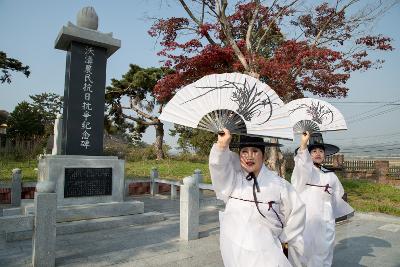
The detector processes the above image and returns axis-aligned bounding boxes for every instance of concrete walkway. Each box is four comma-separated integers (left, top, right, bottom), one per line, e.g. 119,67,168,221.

1,195,400,267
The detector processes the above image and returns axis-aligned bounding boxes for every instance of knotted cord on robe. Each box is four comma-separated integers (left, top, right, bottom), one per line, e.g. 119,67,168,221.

229,172,284,229
304,163,334,194
305,183,332,195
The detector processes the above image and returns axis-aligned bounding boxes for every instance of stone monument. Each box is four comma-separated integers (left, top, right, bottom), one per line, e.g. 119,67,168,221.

36,6,124,206
56,6,119,155
3,7,164,244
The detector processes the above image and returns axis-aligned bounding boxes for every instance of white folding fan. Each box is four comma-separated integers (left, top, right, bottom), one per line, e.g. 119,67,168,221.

159,73,293,140
286,98,347,134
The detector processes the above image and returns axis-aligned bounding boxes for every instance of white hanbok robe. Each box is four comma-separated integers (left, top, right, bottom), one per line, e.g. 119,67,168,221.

209,144,306,267
291,149,354,267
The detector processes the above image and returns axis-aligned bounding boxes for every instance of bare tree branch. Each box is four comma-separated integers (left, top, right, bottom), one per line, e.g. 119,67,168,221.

246,0,260,55
255,0,300,53
121,113,157,126
313,0,358,46
130,99,157,121
216,0,250,72
178,0,217,45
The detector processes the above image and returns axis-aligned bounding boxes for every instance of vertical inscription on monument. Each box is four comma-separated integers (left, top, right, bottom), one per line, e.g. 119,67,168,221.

64,167,112,197
80,46,95,150
61,42,107,155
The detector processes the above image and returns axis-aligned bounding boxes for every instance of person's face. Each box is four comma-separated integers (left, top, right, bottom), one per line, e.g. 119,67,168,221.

310,147,325,164
239,146,264,176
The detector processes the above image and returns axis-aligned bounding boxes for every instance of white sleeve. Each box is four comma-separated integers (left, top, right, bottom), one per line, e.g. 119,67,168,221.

331,173,354,219
209,143,240,202
279,180,306,267
291,148,313,193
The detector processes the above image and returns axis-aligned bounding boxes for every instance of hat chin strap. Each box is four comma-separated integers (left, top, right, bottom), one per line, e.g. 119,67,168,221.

313,162,322,169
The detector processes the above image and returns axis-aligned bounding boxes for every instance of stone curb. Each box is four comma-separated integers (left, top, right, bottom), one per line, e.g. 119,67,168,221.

354,212,400,224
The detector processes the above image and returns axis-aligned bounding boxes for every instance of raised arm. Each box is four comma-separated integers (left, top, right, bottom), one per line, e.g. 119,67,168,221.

209,129,240,202
291,132,313,193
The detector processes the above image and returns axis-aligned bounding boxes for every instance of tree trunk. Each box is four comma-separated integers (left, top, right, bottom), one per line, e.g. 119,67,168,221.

266,138,286,177
154,121,165,160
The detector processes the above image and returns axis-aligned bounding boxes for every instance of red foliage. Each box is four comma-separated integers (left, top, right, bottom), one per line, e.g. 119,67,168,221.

154,45,238,102
149,1,393,102
356,36,393,51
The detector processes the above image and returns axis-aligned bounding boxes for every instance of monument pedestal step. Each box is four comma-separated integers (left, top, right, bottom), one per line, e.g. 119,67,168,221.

3,200,145,222
23,201,145,222
5,211,165,242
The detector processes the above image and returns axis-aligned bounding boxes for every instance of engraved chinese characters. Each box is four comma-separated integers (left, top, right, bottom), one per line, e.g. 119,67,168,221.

61,42,107,155
81,46,94,149
64,168,112,197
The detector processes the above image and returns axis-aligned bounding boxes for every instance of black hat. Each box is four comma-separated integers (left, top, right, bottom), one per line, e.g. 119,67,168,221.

231,135,282,151
295,132,339,156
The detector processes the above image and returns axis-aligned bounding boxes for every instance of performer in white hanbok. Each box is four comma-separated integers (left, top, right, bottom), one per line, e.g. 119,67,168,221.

291,132,354,267
210,129,306,267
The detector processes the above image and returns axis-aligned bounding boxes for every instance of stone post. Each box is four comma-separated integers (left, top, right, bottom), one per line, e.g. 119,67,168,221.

51,114,63,155
11,168,22,207
32,181,57,267
193,169,203,199
180,176,199,241
332,154,345,169
150,167,159,196
374,160,389,183
171,184,177,200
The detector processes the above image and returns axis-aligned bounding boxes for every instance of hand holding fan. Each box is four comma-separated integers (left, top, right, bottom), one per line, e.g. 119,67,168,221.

286,98,347,134
159,73,293,140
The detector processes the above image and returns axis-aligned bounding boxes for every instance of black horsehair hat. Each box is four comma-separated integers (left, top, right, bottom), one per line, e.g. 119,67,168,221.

295,132,339,156
231,135,282,152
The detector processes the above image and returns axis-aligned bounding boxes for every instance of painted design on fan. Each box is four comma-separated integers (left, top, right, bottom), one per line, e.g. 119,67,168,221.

289,101,334,124
181,79,275,125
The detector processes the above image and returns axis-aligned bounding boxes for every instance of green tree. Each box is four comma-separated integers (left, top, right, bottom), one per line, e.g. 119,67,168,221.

0,110,9,125
105,64,171,160
0,51,30,84
7,101,44,140
170,125,217,156
29,93,63,133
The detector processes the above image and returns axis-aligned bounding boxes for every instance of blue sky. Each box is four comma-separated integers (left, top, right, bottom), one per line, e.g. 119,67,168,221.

1,0,399,156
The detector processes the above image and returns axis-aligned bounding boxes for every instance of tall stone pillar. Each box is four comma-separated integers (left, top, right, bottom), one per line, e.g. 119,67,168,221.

40,6,125,206
52,114,63,155
55,6,120,156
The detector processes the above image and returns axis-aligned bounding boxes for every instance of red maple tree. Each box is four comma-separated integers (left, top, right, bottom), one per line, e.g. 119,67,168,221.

149,0,394,103
148,0,395,174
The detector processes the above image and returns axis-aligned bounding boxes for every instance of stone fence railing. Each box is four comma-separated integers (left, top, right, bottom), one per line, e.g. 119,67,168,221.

1,167,354,245
0,180,57,266
0,168,215,205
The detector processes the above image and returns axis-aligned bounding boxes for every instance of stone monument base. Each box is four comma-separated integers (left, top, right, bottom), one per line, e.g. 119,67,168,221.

0,155,165,242
38,155,125,206
2,200,164,241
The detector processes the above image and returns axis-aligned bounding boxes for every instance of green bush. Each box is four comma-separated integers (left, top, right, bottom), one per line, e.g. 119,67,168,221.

0,137,46,161
171,152,208,163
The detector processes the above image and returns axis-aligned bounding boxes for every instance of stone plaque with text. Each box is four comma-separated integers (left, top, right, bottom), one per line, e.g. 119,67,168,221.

64,167,112,197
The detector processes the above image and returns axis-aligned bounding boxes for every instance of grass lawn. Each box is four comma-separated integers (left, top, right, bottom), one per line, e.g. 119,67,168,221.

342,179,400,216
0,159,212,183
0,160,38,182
1,159,399,217
125,159,211,183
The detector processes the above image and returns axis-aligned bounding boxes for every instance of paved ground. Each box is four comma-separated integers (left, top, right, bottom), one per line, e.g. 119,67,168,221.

1,195,400,267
